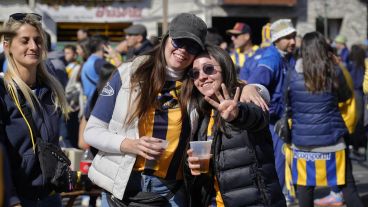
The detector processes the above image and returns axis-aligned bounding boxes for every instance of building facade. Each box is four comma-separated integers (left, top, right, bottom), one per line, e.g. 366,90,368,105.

0,0,366,47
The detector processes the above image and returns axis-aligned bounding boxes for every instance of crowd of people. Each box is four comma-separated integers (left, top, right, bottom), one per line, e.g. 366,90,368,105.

0,11,367,207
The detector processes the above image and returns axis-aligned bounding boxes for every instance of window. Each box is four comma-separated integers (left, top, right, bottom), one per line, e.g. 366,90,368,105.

57,22,131,42
316,17,343,42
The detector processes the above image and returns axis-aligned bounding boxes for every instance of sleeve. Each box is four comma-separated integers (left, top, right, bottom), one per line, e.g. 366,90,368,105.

363,58,368,94
246,65,274,88
91,71,121,123
248,83,270,104
246,51,279,88
228,102,269,131
84,115,126,153
337,65,357,134
84,71,125,153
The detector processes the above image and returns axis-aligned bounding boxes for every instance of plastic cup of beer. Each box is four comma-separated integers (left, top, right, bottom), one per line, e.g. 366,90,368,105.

190,140,212,173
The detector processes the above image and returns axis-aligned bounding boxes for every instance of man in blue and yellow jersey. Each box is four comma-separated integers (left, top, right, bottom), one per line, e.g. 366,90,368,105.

227,22,259,74
240,23,271,81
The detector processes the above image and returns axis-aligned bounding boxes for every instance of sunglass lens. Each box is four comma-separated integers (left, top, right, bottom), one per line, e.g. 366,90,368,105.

10,13,42,21
203,65,215,75
10,13,26,21
172,39,201,55
172,39,183,49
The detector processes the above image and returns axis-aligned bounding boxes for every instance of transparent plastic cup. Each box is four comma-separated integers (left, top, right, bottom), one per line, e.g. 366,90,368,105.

190,140,212,173
145,139,169,170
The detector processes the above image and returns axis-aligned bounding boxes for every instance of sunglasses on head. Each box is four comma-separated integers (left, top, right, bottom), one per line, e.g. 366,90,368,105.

188,64,221,80
171,38,202,55
10,13,42,22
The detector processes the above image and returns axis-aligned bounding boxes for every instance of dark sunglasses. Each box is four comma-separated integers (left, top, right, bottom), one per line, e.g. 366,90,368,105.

171,39,202,55
188,64,221,79
231,34,241,38
10,13,42,21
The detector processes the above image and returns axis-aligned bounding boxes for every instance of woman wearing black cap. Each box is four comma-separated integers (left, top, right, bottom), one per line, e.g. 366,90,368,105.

84,13,207,207
84,13,267,207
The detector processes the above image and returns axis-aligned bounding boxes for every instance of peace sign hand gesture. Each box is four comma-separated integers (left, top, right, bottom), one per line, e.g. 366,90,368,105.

204,83,240,122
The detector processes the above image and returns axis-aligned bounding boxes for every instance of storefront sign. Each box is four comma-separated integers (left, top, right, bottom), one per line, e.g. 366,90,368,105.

36,3,148,22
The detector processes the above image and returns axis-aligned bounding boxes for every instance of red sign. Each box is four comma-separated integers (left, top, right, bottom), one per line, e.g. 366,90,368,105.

96,6,142,19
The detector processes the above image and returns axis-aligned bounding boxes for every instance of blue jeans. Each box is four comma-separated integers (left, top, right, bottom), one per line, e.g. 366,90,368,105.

141,174,187,207
19,194,62,207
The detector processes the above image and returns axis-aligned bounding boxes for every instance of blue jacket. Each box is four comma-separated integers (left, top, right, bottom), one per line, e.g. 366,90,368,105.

247,44,295,120
288,64,350,147
347,61,364,93
81,54,102,100
339,47,349,66
239,46,268,81
0,79,61,204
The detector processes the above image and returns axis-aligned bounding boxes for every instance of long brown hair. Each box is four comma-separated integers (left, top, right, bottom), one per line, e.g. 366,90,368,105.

126,34,191,124
301,32,338,93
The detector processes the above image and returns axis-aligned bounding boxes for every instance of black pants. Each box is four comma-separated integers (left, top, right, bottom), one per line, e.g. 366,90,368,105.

297,149,364,207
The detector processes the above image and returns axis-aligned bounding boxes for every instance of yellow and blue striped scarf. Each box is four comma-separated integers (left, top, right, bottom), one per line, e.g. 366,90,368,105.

135,80,190,180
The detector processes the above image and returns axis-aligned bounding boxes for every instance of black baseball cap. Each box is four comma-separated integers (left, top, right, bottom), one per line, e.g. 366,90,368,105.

168,13,207,49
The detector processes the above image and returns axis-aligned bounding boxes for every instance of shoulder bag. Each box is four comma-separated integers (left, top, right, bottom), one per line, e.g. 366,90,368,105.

274,69,292,144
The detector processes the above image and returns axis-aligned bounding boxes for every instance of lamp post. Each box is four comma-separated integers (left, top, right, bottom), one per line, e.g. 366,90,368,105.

162,0,168,34
324,0,328,38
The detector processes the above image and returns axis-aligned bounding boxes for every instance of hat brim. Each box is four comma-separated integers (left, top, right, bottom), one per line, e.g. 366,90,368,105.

124,29,141,35
271,28,296,42
226,29,243,35
169,30,205,49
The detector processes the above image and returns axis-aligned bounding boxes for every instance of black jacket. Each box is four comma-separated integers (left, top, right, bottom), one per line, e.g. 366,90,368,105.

184,103,286,207
126,39,154,61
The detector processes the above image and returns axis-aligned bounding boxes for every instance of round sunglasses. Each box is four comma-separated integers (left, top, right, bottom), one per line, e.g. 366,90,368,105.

171,39,202,55
188,64,221,79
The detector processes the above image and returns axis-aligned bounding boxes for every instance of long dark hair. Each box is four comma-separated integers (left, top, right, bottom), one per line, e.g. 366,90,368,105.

182,44,245,125
349,44,365,71
301,31,338,92
127,34,191,124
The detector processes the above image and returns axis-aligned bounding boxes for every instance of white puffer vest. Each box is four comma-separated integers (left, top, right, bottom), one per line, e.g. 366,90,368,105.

87,56,147,200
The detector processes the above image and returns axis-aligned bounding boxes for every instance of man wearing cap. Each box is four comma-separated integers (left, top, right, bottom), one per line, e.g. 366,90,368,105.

240,22,272,81
247,19,296,198
124,24,153,61
334,34,349,66
227,22,259,72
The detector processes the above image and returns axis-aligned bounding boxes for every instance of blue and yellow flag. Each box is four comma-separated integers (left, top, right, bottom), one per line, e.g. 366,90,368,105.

290,149,345,186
